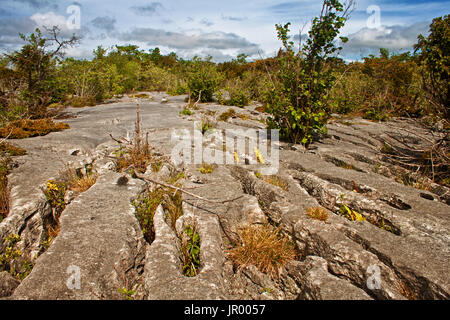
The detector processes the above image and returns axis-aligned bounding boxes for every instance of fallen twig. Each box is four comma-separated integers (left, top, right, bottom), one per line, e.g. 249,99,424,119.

0,129,13,144
133,170,243,205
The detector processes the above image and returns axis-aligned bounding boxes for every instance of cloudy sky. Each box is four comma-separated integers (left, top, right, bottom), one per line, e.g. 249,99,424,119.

0,0,448,62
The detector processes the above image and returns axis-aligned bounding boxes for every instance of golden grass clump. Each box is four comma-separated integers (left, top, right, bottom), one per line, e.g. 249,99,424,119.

59,165,98,193
227,224,298,278
259,175,288,191
0,119,70,139
70,174,98,193
306,207,329,221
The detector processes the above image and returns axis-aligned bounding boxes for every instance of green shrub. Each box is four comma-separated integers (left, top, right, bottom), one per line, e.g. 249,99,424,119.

217,79,251,107
265,0,350,145
179,108,194,116
181,225,201,277
186,57,222,102
414,15,450,120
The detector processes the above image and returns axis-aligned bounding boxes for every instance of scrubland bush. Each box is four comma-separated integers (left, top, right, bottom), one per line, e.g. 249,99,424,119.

186,57,223,102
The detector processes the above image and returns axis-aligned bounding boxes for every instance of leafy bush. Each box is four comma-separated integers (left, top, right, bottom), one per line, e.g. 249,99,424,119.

179,108,194,116
181,225,201,277
4,27,78,118
186,57,222,102
414,15,450,121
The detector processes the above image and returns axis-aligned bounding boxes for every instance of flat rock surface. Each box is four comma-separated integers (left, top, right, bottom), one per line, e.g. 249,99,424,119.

1,93,449,300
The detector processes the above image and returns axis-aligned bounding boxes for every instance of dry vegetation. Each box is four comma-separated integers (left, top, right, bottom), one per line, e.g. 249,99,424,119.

0,142,26,222
259,175,289,191
0,119,70,139
228,224,297,278
132,172,184,243
306,207,329,222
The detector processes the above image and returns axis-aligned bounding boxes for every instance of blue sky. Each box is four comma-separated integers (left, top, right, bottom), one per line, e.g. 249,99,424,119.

0,0,448,61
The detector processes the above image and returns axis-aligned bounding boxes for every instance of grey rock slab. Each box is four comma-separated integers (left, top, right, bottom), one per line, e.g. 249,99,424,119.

287,257,372,300
11,173,147,300
142,204,227,300
0,271,20,298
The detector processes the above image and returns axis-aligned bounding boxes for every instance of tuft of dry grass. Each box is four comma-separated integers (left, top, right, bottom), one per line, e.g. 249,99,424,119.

70,174,98,193
259,175,288,191
227,224,298,278
113,104,165,174
41,223,61,249
255,106,266,113
0,118,70,139
306,207,329,222
59,165,98,193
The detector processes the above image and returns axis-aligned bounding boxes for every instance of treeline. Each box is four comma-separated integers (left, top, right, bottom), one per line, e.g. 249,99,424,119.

0,9,448,140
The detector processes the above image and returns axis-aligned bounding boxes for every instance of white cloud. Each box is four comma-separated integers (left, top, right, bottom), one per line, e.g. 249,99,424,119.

341,21,430,56
30,12,68,31
117,27,260,54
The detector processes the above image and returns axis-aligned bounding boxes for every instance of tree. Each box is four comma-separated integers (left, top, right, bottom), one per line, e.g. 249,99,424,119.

6,27,78,117
414,15,449,121
266,0,353,145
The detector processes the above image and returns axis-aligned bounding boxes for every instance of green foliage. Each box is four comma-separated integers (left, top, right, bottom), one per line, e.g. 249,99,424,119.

118,287,136,300
43,180,67,218
179,108,194,116
186,57,222,102
4,27,78,117
329,50,427,119
266,0,350,145
217,79,251,107
197,118,215,135
0,234,32,280
0,235,22,272
414,15,450,120
181,225,201,277
132,192,161,243
132,174,183,243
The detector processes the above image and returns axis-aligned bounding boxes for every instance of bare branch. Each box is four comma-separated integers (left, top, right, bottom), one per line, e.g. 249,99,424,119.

133,170,243,205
